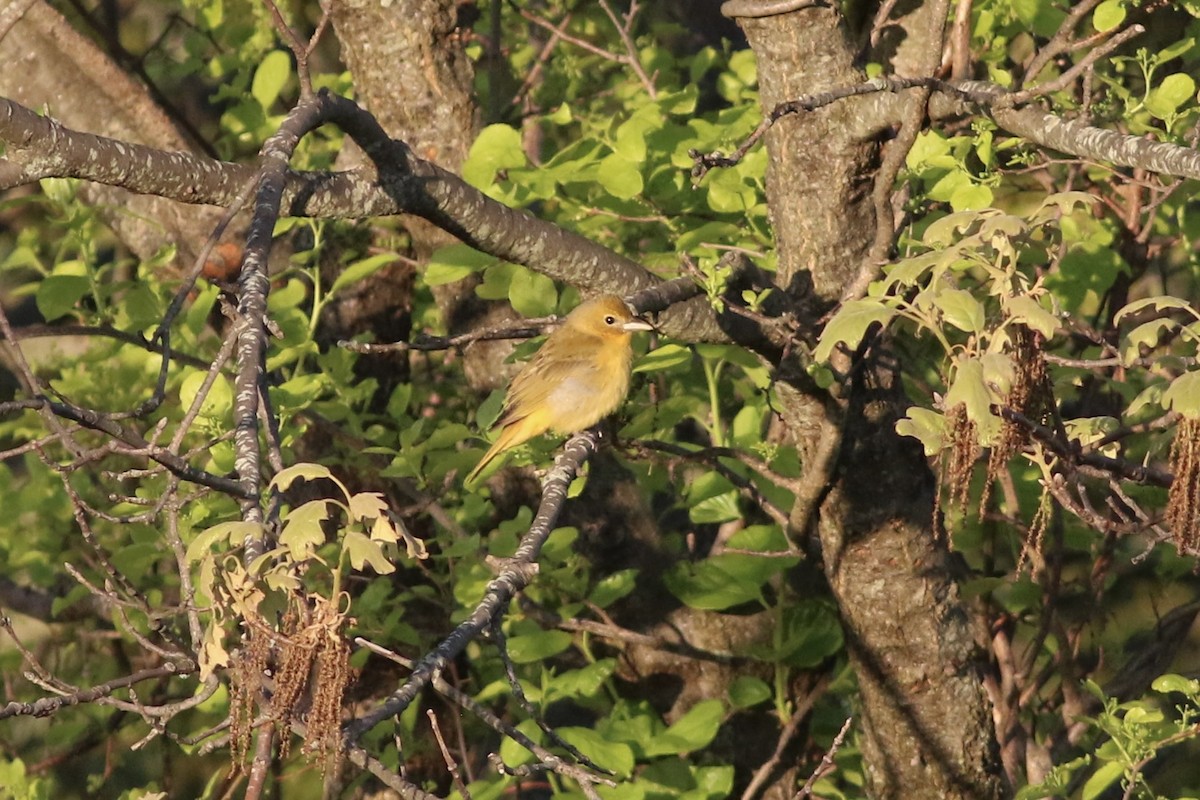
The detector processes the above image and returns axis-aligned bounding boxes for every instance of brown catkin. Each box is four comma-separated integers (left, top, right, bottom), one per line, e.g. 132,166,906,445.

1166,416,1200,555
981,325,1052,515
945,403,979,512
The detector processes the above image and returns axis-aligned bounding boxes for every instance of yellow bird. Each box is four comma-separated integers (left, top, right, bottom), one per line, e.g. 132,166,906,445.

467,294,654,483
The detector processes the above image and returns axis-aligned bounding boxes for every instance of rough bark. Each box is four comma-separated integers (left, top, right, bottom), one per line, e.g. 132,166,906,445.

327,0,497,389
737,5,1005,798
0,0,221,267
739,4,875,300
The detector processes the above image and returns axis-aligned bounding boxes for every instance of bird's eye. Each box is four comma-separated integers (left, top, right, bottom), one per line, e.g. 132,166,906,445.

604,315,617,325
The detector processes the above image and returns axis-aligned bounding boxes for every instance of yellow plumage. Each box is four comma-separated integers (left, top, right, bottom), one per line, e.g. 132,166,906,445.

466,294,653,484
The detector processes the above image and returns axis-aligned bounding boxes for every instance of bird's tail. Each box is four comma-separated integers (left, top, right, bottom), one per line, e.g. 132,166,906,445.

465,417,539,485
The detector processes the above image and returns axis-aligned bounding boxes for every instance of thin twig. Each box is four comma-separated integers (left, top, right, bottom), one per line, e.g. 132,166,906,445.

795,716,852,799
598,0,656,98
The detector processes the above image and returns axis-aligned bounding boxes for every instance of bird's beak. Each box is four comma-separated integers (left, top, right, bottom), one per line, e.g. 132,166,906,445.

623,315,655,333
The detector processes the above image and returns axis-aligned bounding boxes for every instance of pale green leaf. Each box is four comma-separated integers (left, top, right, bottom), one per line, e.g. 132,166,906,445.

1081,760,1124,800
895,407,947,456
279,500,330,560
945,357,1002,444
814,299,896,361
598,152,644,199
370,515,400,544
251,50,291,110
1092,0,1126,32
344,529,396,574
1114,295,1197,324
331,253,398,296
728,676,772,709
935,288,986,333
186,521,262,562
348,491,388,522
425,243,494,286
1162,371,1200,416
1147,73,1196,119
463,124,526,189
923,209,986,246
1004,295,1059,338
270,462,334,492
634,343,693,373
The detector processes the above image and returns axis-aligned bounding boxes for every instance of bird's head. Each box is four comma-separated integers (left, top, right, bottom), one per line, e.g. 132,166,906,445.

565,295,655,340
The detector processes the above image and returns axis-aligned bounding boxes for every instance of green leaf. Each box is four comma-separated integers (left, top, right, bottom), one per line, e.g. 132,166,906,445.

1004,295,1059,338
506,629,573,663
476,262,518,300
688,491,741,524
950,182,994,212
814,299,896,361
251,50,291,110
731,405,765,448
935,288,986,333
270,462,335,492
895,407,947,456
728,676,771,709
463,124,526,189
598,152,644,199
36,274,90,321
643,700,724,755
331,253,398,296
665,558,761,610
278,500,330,560
1092,0,1125,32
344,529,395,574
664,548,794,611
508,267,557,317
928,169,970,203
178,370,232,420
614,112,656,162
1162,371,1200,416
1081,760,1124,800
546,660,617,701
589,569,638,607
1147,73,1197,120
686,471,736,505
1152,673,1199,695
425,243,494,286
557,727,635,776
498,719,542,767
634,343,693,373
773,601,844,667
186,521,262,562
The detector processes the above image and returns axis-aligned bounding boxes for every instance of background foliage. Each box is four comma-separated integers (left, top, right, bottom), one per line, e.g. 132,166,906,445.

2,1,1200,799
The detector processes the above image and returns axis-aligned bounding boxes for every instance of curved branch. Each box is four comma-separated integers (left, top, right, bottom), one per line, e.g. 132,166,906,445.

691,75,1200,183
0,94,724,341
344,428,601,742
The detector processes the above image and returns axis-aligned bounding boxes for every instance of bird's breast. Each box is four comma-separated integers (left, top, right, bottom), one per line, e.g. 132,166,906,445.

543,345,632,434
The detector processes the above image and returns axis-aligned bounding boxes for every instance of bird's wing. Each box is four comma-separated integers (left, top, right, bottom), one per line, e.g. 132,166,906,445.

497,348,601,426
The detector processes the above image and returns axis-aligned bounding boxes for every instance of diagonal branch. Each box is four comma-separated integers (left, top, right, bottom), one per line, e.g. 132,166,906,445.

344,428,602,742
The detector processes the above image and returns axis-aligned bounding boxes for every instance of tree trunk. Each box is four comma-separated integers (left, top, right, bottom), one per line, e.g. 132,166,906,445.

738,6,1005,797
